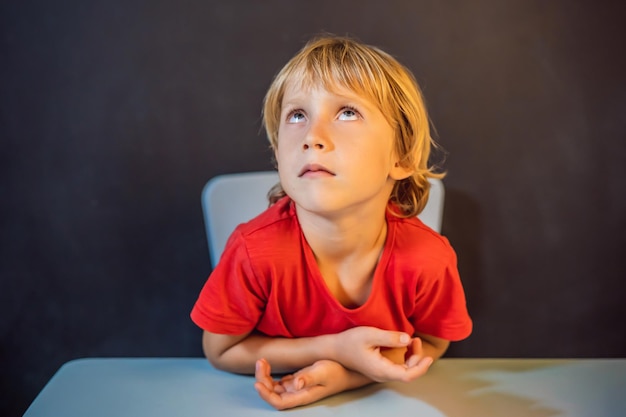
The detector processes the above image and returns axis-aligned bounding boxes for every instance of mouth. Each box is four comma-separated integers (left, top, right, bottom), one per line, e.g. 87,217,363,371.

298,164,336,177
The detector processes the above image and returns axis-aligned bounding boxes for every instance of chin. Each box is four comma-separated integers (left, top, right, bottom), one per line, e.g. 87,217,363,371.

291,197,344,216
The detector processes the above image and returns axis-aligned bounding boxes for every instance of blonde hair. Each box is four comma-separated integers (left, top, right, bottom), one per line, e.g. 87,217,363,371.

263,35,444,217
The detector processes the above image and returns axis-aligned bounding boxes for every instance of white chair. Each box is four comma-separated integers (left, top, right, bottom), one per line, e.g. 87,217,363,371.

202,171,444,267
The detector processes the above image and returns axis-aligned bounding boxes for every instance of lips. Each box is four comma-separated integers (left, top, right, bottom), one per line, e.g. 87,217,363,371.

298,163,335,177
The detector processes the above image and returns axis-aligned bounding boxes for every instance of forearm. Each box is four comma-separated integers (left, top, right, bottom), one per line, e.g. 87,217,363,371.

204,326,442,380
340,368,375,391
415,331,450,362
204,331,335,374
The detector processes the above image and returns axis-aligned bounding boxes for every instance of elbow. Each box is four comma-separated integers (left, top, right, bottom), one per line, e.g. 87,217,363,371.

434,340,450,361
201,330,251,373
203,352,230,372
202,349,222,370
202,333,227,370
205,356,229,371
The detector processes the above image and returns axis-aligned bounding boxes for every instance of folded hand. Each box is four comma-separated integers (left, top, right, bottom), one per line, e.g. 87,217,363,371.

334,326,433,382
254,358,365,410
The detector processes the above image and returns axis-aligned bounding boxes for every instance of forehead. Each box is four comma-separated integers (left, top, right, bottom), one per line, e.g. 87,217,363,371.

282,78,353,100
281,66,380,108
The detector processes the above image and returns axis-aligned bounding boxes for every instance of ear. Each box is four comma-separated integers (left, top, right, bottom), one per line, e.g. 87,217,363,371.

390,160,414,181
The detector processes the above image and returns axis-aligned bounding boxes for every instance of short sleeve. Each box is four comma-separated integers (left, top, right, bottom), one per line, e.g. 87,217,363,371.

410,243,473,341
190,228,267,335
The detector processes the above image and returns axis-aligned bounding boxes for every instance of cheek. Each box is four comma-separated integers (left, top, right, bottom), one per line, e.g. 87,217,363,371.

276,134,300,159
274,146,294,171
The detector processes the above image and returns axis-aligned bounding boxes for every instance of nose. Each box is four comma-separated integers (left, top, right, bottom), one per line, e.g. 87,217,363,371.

303,118,332,151
302,141,325,150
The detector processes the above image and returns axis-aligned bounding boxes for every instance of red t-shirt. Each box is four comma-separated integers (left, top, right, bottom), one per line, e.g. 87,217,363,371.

191,197,472,341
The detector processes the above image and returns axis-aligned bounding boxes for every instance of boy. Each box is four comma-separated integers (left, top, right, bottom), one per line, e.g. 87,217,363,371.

191,35,472,409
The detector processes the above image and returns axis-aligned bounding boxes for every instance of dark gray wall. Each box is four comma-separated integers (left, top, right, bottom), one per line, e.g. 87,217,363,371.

2,1,625,415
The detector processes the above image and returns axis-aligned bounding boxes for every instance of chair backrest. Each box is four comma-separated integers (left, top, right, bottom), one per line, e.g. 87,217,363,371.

201,171,445,267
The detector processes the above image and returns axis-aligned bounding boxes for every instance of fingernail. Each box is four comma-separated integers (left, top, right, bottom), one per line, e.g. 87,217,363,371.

400,334,410,344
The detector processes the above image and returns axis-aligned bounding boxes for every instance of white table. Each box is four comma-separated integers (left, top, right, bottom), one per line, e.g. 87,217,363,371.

23,358,626,416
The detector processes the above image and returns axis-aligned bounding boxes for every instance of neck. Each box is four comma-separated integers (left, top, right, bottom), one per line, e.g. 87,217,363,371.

295,202,389,262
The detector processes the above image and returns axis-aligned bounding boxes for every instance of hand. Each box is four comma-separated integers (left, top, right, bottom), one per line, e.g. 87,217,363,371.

333,326,433,382
254,358,368,410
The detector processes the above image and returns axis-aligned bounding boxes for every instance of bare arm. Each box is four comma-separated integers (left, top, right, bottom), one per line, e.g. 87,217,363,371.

413,331,449,362
201,326,421,377
253,332,442,411
204,328,448,410
202,330,337,374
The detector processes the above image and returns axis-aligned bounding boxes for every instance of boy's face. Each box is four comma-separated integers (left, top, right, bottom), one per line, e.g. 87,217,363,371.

275,82,412,217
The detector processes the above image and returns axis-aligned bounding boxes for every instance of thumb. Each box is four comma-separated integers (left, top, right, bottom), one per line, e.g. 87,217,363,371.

254,359,274,392
366,327,411,348
292,375,309,391
290,360,332,390
285,372,318,392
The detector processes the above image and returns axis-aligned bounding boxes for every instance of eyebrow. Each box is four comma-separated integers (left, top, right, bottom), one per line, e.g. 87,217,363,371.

282,89,376,111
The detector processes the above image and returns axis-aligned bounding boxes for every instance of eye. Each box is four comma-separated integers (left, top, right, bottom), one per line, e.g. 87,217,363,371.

287,110,306,124
337,106,360,121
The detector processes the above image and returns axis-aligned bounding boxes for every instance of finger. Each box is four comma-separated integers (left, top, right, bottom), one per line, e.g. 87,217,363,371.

255,359,274,392
405,338,424,367
365,327,412,348
284,363,324,392
398,356,433,382
369,354,433,382
287,376,306,392
406,354,421,368
292,374,312,391
254,382,289,410
255,381,323,410
280,375,304,393
411,336,424,355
